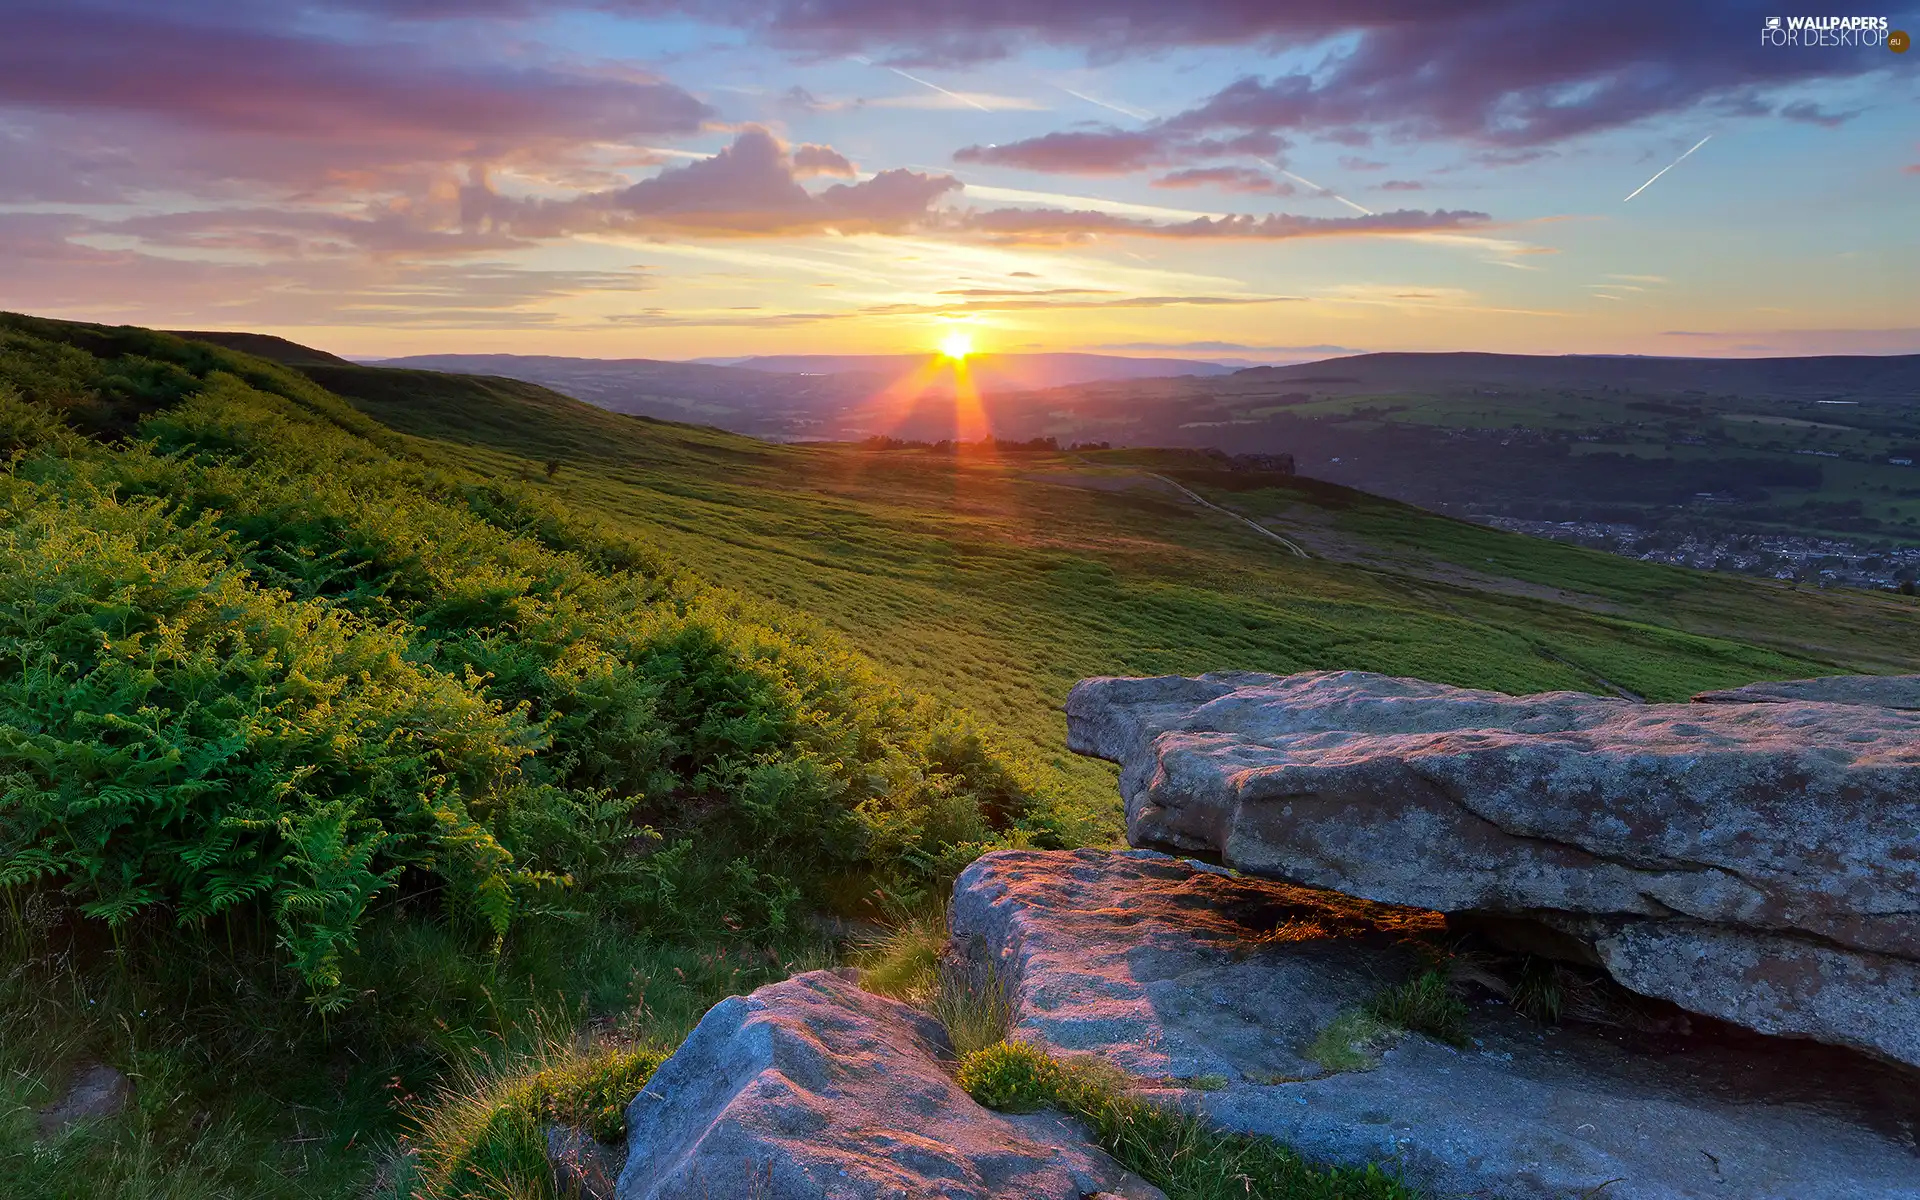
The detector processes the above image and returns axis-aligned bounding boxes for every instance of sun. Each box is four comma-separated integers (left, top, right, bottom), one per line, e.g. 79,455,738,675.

939,330,974,360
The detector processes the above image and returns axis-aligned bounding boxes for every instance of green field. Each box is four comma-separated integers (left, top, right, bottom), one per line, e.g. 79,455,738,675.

314,361,1920,817
4,315,1919,1198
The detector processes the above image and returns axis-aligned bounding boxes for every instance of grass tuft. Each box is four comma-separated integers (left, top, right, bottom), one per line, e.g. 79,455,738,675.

928,956,1015,1058
1366,970,1470,1048
399,1039,670,1199
953,1040,1064,1113
853,913,947,1003
1305,1010,1396,1073
856,912,1015,1058
957,1041,1414,1200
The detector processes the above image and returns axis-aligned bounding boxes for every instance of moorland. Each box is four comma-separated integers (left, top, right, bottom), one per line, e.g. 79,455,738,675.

4,312,1919,1197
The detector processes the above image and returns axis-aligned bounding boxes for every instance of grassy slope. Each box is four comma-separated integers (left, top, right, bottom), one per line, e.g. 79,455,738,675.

312,363,1920,826
6,328,1919,1200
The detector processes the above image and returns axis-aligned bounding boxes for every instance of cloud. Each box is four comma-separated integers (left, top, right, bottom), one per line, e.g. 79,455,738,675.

959,205,1491,246
1661,328,1920,355
1339,156,1388,171
1778,100,1863,127
464,127,961,238
0,2,711,196
0,211,657,331
728,1,1903,162
1377,179,1425,191
792,143,856,176
954,129,1170,174
1098,340,1361,354
934,287,1117,296
1152,167,1295,194
595,292,1299,327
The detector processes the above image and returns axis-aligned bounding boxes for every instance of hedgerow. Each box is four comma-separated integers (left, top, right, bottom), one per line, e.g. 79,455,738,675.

0,316,1050,1009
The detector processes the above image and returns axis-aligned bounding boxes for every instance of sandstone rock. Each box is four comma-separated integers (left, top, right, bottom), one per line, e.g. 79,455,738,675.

1065,669,1920,1066
37,1062,130,1137
614,969,1164,1200
1692,673,1920,709
953,848,1920,1200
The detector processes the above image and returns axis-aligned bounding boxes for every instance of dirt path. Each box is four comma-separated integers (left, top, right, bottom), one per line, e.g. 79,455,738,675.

1139,472,1311,557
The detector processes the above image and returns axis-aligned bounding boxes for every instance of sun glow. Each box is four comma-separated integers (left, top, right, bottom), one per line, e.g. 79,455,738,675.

939,330,974,360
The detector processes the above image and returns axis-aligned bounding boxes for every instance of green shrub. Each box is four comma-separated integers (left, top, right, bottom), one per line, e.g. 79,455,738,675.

953,1040,1063,1113
0,316,1047,1009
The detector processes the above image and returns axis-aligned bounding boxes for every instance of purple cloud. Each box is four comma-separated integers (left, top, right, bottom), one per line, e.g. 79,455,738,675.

954,129,1170,174
0,2,710,197
1152,167,1296,194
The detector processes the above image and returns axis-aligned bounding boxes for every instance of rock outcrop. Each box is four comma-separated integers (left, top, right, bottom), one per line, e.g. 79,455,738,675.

952,848,1920,1200
1064,669,1920,1068
613,969,1163,1200
1691,673,1920,709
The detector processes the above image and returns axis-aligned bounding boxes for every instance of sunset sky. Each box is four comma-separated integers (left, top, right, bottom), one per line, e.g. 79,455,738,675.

4,1,1916,361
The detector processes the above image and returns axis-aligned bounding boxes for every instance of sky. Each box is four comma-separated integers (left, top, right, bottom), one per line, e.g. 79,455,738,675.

2,1,1916,362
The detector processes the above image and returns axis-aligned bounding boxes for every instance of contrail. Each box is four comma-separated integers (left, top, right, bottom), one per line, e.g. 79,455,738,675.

886,65,991,111
1263,160,1374,215
1624,135,1711,202
1054,84,1156,122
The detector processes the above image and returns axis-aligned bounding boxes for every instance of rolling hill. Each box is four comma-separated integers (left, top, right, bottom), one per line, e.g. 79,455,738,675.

4,312,1920,1198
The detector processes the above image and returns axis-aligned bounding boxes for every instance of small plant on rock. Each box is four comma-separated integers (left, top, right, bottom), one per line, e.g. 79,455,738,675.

954,1040,1063,1113
1306,1010,1395,1073
1366,969,1470,1047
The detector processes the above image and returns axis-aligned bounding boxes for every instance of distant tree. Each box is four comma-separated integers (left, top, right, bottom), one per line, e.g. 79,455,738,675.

1902,579,1916,597
544,458,562,480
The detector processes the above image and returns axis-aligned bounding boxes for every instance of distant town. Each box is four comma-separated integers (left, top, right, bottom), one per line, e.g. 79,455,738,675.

1480,518,1920,593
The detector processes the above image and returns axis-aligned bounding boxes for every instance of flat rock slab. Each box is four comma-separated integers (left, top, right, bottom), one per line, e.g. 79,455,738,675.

1692,673,1920,709
615,970,1163,1200
952,849,1920,1200
1064,669,1920,1066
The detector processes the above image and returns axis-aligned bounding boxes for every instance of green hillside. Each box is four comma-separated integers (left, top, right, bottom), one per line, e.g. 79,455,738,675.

307,357,1919,820
3,312,1917,1198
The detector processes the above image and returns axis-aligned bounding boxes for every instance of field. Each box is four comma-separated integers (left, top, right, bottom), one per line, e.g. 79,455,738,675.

314,362,1920,820
4,316,1919,1199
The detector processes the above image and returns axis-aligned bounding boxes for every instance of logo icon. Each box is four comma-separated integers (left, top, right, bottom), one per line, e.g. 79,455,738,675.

1892,28,1911,52
1765,16,1782,30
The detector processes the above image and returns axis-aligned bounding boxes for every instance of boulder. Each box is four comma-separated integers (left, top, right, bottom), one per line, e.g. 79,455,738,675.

952,848,1920,1200
37,1062,130,1137
1064,669,1920,1067
1692,673,1920,709
614,969,1164,1200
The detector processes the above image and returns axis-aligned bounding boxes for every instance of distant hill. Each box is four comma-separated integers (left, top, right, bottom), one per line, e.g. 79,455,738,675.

977,350,1920,544
370,352,837,436
1235,352,1920,398
707,352,1234,389
164,329,353,368
281,343,1920,544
